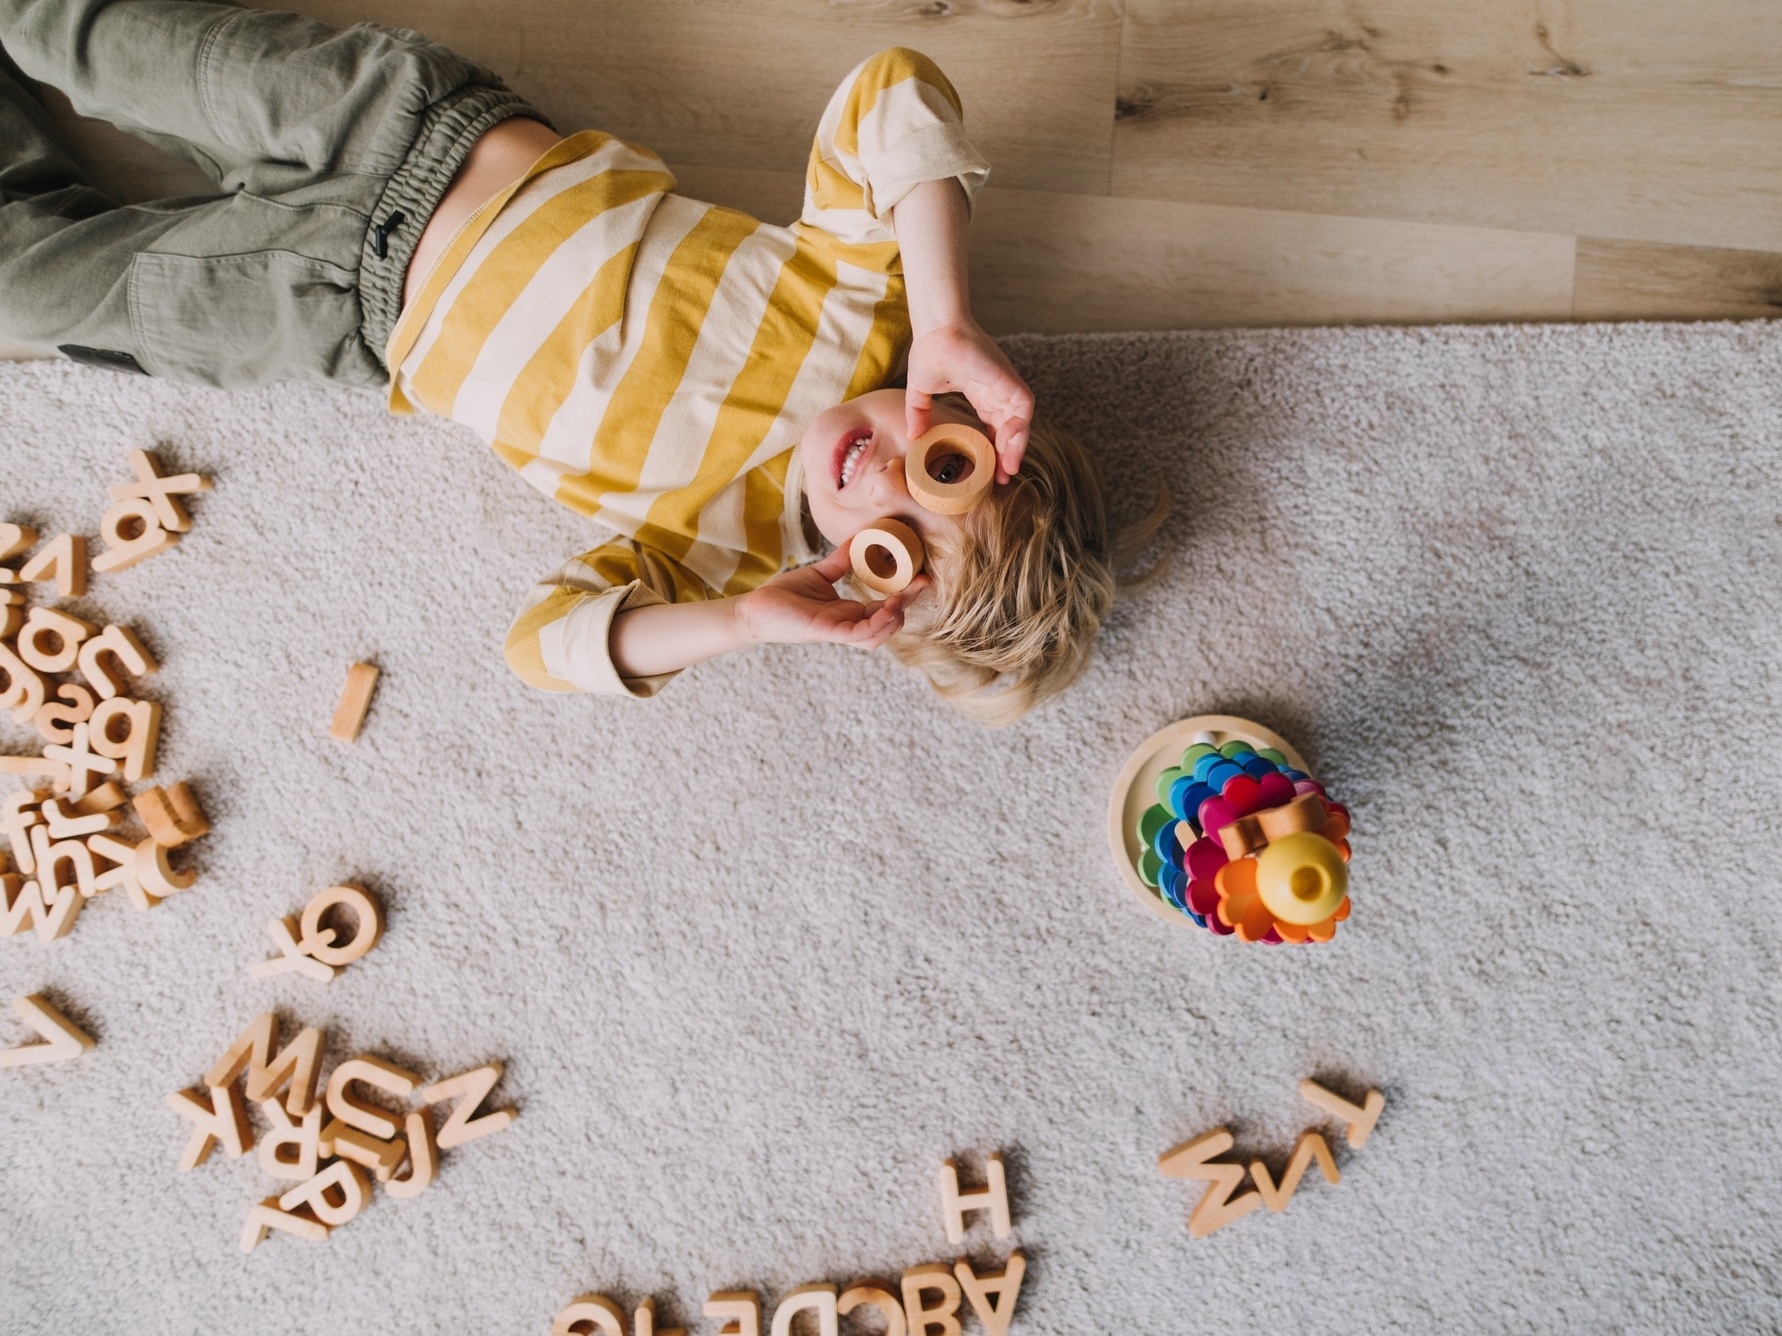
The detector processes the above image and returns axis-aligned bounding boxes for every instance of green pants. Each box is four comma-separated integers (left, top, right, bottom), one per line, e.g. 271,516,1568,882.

0,0,540,388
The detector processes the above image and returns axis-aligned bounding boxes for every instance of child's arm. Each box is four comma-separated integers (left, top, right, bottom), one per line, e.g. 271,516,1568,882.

506,542,922,695
893,179,1035,483
607,548,920,679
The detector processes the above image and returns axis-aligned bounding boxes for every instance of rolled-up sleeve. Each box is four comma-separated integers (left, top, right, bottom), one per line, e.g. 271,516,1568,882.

801,47,991,246
503,540,714,699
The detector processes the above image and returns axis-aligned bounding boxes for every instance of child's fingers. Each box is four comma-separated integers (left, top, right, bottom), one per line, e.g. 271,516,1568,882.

809,544,856,582
906,386,934,441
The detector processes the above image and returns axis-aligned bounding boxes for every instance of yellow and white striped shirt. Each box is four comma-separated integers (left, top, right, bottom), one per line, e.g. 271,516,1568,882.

386,48,989,697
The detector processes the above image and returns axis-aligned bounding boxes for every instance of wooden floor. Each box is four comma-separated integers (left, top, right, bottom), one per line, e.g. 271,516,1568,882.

23,0,1782,335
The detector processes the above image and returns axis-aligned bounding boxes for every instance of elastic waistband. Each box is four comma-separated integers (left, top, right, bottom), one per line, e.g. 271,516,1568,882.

358,83,542,369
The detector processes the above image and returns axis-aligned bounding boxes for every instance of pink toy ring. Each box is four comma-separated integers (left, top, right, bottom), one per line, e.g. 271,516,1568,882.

905,422,995,515
849,518,925,595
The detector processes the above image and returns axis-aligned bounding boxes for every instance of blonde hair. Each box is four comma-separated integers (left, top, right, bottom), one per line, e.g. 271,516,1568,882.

888,394,1169,726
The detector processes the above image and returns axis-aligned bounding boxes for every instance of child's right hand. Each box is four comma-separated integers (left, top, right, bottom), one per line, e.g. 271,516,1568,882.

736,545,927,650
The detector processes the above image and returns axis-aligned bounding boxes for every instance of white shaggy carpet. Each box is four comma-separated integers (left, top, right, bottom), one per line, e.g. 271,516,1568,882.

2,322,1780,1335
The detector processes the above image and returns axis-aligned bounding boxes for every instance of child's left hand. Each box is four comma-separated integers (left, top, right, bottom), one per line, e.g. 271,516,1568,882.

904,319,1035,484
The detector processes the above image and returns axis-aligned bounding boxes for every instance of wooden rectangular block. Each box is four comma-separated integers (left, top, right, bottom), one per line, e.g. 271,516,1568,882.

329,661,380,743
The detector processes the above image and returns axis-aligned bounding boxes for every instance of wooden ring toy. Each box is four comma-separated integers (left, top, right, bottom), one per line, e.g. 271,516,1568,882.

298,884,384,967
848,519,925,596
905,422,995,515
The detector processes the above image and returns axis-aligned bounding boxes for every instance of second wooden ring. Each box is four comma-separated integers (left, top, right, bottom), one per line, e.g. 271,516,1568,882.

849,519,926,595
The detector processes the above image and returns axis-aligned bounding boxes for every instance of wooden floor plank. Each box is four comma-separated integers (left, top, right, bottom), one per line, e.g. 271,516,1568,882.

1573,239,1782,321
1113,0,1782,253
257,0,1124,197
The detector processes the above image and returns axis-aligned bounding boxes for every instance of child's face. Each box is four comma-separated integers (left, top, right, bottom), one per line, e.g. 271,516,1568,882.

799,388,985,552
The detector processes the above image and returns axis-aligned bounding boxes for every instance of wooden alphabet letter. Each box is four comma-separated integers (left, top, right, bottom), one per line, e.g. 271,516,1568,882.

951,1254,1024,1336
132,782,209,847
0,522,37,580
318,1118,407,1181
165,1082,252,1170
87,697,158,782
837,1286,906,1336
33,682,95,745
899,1266,962,1336
938,1152,1010,1243
703,1292,762,1336
0,641,46,725
632,1296,686,1336
240,1197,329,1253
552,1295,625,1336
420,1062,516,1149
205,1014,325,1116
1158,1127,1262,1239
41,796,113,840
256,1100,323,1181
18,533,86,597
771,1285,839,1336
325,1055,421,1140
77,624,158,699
106,448,209,532
329,661,379,743
16,606,96,674
248,915,336,982
87,833,157,910
135,838,195,897
383,1107,438,1200
1299,1079,1386,1149
277,1158,369,1227
297,883,382,967
1249,1130,1341,1213
0,993,95,1068
2,790,42,873
91,498,178,573
42,720,117,798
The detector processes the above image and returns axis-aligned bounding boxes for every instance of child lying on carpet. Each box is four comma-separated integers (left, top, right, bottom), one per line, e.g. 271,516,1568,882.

0,1,1162,722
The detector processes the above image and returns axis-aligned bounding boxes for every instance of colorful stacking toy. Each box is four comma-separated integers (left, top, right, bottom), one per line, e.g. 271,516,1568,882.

1132,739,1352,943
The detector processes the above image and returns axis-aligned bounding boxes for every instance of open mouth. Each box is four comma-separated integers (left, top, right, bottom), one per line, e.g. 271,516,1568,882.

834,428,873,489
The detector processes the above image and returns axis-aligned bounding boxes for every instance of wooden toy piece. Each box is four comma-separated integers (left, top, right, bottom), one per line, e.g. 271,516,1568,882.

899,1265,963,1336
1299,1079,1386,1150
0,755,66,789
87,697,159,782
88,833,158,910
1157,1127,1262,1239
2,790,42,873
136,838,195,897
328,661,380,743
0,993,95,1068
91,498,179,574
297,883,383,967
0,522,37,579
42,721,118,799
0,875,60,939
18,533,87,597
1249,1130,1340,1213
73,780,128,816
950,1254,1024,1336
240,1197,329,1253
0,589,20,639
256,1099,323,1181
1217,790,1328,859
937,1152,1010,1243
0,641,47,726
106,447,210,533
633,1297,687,1336
421,1062,517,1149
904,421,996,515
771,1284,839,1336
206,1013,326,1116
552,1295,625,1336
249,915,337,982
319,1117,407,1181
132,782,209,847
837,1286,907,1336
326,1055,421,1140
33,682,96,746
703,1292,762,1336
848,518,925,596
383,1107,438,1200
165,1082,253,1170
16,605,97,675
41,796,114,840
77,623,158,699
30,822,98,899
277,1158,369,1227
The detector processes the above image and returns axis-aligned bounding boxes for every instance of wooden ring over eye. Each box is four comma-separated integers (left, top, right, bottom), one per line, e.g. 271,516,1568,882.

848,518,926,595
905,422,995,515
